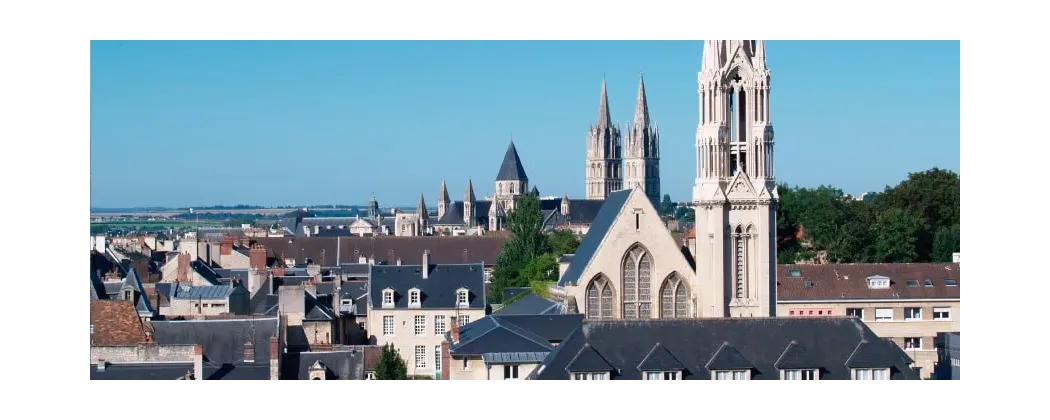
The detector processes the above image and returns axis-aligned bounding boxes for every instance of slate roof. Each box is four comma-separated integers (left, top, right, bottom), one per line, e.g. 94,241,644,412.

557,189,633,287
150,317,279,365
369,263,486,310
496,293,563,315
251,236,506,267
434,200,492,227
171,285,236,300
530,317,918,380
448,314,584,356
503,287,531,301
89,363,270,380
540,199,606,228
636,343,686,371
496,141,529,182
483,352,550,364
777,263,961,301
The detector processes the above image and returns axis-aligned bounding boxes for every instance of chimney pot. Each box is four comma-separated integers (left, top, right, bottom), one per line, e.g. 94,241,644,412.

422,250,431,279
244,342,256,363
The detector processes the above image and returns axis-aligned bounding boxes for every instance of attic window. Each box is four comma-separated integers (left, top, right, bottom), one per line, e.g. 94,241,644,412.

90,324,94,334
906,280,919,287
803,280,814,288
409,289,421,306
382,290,395,307
867,276,890,289
788,269,802,277
457,290,469,307
923,279,934,288
945,279,957,287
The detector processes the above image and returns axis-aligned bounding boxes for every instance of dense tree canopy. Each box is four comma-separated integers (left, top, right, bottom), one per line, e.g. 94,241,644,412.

374,344,408,380
490,192,559,303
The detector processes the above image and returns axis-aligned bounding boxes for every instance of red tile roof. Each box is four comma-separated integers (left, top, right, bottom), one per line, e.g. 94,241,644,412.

90,300,151,346
777,263,960,301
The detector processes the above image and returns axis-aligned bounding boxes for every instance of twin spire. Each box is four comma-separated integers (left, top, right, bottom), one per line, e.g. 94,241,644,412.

595,74,653,132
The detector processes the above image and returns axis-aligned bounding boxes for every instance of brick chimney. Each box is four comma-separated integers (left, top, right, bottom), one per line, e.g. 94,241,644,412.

422,249,430,279
192,344,203,380
250,244,267,270
450,317,460,344
220,237,235,256
269,336,280,380
244,341,255,363
177,252,190,282
484,280,491,299
441,340,451,380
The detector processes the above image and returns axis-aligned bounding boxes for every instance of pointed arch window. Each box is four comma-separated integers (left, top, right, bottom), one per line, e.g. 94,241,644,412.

622,246,653,319
585,276,613,320
660,273,691,318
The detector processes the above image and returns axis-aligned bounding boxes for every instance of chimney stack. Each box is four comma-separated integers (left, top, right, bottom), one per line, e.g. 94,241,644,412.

441,340,451,380
244,342,255,363
450,317,460,343
192,344,204,380
484,280,491,299
269,336,280,380
177,252,190,282
250,244,267,270
220,236,234,256
422,250,431,279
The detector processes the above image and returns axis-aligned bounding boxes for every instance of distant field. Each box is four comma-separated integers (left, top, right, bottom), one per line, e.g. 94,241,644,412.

90,220,222,229
89,208,298,217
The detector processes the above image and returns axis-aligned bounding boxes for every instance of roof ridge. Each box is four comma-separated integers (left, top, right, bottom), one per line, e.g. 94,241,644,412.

492,316,554,350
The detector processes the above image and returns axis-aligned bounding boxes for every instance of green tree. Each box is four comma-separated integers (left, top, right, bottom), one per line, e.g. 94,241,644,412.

660,194,676,215
931,225,960,263
874,168,959,261
547,229,580,256
519,253,559,284
874,208,924,263
374,343,408,380
490,193,552,304
673,206,694,223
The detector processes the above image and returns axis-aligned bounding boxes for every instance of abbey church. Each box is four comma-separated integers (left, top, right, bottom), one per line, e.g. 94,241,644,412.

552,40,778,319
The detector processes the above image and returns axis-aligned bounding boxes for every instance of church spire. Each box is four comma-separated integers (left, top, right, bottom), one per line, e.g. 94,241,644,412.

439,180,450,203
633,74,650,128
417,193,427,217
597,76,612,128
465,179,476,202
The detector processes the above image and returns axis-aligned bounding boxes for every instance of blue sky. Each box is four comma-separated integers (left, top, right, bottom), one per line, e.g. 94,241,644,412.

90,41,959,208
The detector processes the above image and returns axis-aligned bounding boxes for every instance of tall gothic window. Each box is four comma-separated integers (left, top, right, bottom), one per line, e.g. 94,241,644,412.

660,273,691,318
622,246,653,319
734,226,748,299
586,276,614,320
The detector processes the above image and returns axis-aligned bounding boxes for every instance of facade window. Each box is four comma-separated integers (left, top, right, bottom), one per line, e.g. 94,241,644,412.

434,315,446,335
571,372,609,380
366,371,375,380
457,315,470,327
414,315,426,336
457,290,469,307
782,369,817,380
713,370,750,380
382,316,395,336
644,371,680,380
874,308,893,321
382,290,394,307
904,307,921,321
622,246,653,319
660,273,691,318
414,345,426,368
357,321,366,331
510,183,515,194
434,345,442,373
933,307,951,320
846,308,863,318
409,290,420,306
852,368,889,380
904,337,922,350
585,276,614,319
504,365,519,379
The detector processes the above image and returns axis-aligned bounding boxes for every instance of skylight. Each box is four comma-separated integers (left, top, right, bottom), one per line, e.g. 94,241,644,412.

923,279,934,287
945,279,957,287
906,280,919,287
788,269,802,277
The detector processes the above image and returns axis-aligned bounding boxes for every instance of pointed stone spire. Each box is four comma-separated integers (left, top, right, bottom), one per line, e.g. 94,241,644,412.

634,74,650,128
417,193,427,217
440,180,450,202
596,76,612,128
465,179,476,202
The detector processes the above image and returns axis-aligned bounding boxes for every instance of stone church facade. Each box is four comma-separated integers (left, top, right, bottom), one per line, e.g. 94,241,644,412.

554,40,778,319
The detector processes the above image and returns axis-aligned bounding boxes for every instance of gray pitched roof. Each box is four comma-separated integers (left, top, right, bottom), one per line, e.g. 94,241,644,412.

557,189,633,287
369,263,486,310
448,314,584,356
150,317,279,365
565,344,615,372
774,341,821,370
531,317,918,380
286,350,366,380
482,352,550,364
539,198,606,228
496,294,563,316
637,343,685,371
172,285,236,300
495,141,528,182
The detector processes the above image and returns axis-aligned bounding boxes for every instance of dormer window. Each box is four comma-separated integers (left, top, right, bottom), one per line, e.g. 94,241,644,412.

866,276,890,289
382,289,395,308
851,368,889,380
571,372,609,380
644,371,681,380
456,288,469,307
408,288,421,307
781,369,818,380
712,370,750,380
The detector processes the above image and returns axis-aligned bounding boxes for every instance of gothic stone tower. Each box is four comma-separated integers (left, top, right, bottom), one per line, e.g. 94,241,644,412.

692,40,777,318
585,78,623,200
491,140,529,231
623,74,661,207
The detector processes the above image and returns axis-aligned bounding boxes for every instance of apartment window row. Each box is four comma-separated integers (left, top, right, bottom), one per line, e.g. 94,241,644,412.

713,370,751,380
789,309,833,316
644,371,680,380
382,314,471,337
852,368,889,380
571,372,609,380
847,306,952,322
